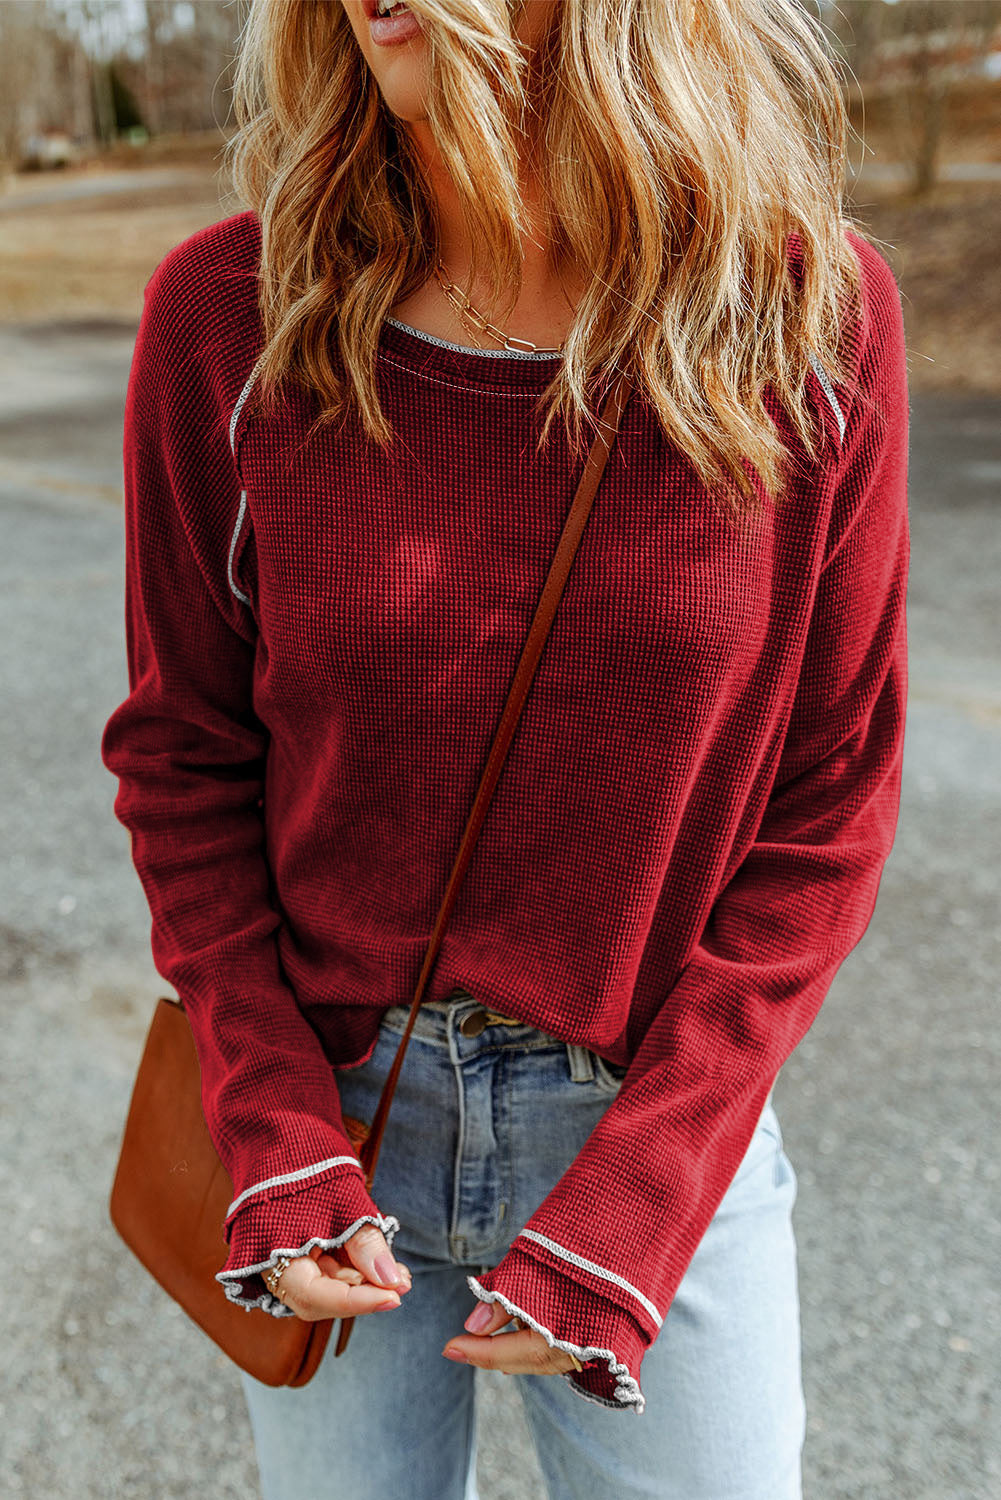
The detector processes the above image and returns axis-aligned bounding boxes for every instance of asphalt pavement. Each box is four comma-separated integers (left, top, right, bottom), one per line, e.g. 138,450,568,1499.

1,319,998,1499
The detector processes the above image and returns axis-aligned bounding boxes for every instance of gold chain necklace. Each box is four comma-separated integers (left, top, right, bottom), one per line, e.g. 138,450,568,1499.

433,259,564,355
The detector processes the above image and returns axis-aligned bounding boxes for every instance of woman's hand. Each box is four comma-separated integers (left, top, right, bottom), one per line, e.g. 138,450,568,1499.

272,1222,412,1322
442,1303,583,1375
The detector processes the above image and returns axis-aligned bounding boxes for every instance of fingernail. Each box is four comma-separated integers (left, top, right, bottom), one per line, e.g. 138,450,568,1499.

374,1253,404,1286
375,1297,400,1311
442,1347,468,1363
464,1302,492,1333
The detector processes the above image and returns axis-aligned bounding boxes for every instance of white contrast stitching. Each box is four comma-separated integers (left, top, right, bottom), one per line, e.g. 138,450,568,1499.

384,316,564,360
227,490,252,605
516,1229,664,1329
217,1214,401,1318
465,1276,645,1415
808,351,846,444
227,367,261,607
224,1155,364,1220
229,368,259,459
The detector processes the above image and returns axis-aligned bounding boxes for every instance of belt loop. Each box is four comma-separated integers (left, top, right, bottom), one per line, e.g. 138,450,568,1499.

566,1042,596,1083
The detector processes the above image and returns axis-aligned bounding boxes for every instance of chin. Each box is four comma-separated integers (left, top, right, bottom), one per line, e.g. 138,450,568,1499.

364,52,431,123
379,82,431,126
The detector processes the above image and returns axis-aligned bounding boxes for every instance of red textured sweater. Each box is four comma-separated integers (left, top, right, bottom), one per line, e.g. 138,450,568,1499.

100,209,909,1414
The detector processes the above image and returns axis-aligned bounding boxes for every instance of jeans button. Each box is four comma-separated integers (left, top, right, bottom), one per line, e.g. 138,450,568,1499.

459,1007,488,1037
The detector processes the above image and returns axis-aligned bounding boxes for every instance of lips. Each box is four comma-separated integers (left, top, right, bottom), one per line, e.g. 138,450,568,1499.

363,0,425,39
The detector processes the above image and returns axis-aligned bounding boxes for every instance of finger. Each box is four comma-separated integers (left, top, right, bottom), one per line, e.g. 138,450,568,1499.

313,1254,365,1283
462,1299,513,1337
302,1243,412,1296
309,1242,399,1286
443,1329,578,1376
342,1222,412,1293
278,1255,407,1322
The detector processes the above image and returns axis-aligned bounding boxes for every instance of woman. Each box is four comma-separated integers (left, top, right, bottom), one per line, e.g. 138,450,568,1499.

100,0,909,1495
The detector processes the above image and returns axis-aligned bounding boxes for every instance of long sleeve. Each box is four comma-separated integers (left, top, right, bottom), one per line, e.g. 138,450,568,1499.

101,242,398,1316
468,240,910,1411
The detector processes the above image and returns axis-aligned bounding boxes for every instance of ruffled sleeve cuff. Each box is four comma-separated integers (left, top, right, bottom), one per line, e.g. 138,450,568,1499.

216,1168,400,1317
468,1243,650,1413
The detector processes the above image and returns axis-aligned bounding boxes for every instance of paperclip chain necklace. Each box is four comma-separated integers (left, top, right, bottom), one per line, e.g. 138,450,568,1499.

433,259,565,356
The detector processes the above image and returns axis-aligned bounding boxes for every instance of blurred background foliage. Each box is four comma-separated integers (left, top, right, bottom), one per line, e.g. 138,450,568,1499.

0,0,999,390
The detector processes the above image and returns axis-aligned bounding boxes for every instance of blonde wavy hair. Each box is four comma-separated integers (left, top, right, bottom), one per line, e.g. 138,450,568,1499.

224,0,871,523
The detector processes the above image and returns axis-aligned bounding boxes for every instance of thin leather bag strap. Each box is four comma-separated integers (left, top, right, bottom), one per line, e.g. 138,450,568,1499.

356,369,634,1189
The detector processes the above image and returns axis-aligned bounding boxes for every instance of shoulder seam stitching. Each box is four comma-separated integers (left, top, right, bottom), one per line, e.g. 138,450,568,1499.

808,351,846,445
226,367,261,605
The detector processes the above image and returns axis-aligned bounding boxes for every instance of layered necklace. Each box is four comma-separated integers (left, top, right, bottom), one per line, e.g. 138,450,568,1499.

432,258,565,355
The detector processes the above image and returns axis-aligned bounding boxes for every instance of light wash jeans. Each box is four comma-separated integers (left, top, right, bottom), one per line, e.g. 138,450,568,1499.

239,991,805,1500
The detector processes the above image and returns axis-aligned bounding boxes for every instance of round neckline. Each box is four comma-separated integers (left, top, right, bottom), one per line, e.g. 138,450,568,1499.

384,315,564,360
378,314,566,391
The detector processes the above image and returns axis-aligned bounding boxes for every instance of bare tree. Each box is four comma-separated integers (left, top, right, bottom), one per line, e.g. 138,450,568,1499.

828,0,1001,195
0,4,46,173
894,0,1001,195
120,0,244,137
73,0,124,147
0,1,96,174
143,0,174,136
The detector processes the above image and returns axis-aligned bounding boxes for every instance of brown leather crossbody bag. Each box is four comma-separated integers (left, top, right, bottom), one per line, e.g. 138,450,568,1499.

109,370,633,1387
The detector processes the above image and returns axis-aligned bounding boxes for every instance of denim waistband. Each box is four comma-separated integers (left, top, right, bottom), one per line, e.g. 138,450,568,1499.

379,995,607,1085
380,996,553,1045
377,997,775,1113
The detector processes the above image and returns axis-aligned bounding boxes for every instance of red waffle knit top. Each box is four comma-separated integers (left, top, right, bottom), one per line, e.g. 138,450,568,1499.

100,209,909,1414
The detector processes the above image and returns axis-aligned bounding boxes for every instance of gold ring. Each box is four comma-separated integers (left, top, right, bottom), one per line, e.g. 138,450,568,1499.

264,1253,293,1300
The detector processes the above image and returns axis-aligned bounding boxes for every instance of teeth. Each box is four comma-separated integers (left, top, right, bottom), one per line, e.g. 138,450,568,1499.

376,0,408,13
